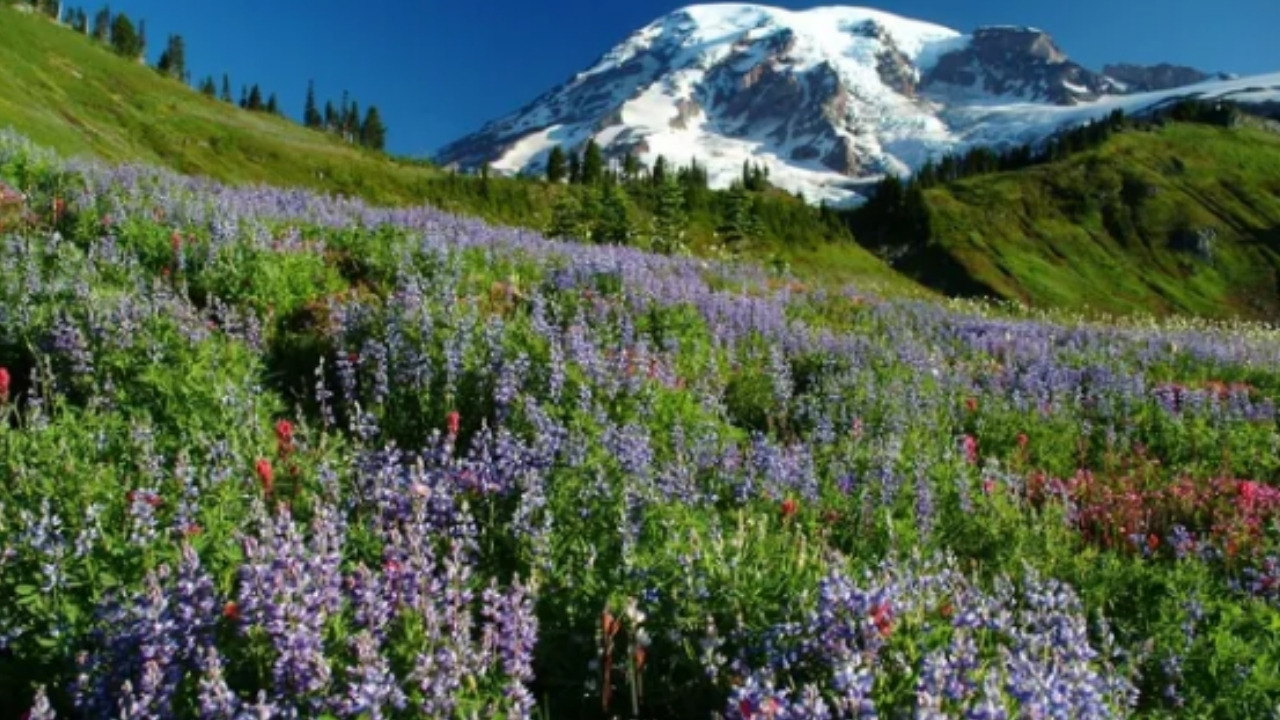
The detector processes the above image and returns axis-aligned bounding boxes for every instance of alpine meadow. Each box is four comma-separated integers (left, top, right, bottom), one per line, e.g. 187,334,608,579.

5,1,1280,719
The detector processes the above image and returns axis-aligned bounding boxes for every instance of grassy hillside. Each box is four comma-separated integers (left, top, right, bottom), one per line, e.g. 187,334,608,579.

0,2,452,205
908,123,1280,319
0,3,918,296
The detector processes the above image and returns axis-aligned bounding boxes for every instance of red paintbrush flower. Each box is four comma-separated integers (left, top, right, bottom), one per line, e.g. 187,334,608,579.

255,458,274,495
274,418,294,456
446,410,461,438
0,366,9,403
780,498,798,520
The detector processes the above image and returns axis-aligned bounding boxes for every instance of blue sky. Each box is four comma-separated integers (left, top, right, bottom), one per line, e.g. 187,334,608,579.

114,0,1279,157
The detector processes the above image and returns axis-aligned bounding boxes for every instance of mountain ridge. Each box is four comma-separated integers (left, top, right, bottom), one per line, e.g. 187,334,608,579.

436,3,1280,205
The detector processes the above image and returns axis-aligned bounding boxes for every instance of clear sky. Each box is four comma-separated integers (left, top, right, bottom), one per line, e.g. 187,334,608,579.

111,0,1279,157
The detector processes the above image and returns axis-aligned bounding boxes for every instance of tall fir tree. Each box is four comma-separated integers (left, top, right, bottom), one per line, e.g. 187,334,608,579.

324,101,337,132
156,34,186,82
220,74,232,103
651,175,686,255
247,84,263,112
266,93,279,115
347,101,360,143
595,184,633,245
622,152,639,183
198,76,216,96
303,81,322,129
108,12,141,58
91,6,110,41
359,106,386,150
651,155,668,186
581,140,604,185
545,146,567,183
567,152,581,185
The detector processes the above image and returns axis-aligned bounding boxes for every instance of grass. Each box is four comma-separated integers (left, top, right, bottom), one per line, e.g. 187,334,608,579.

918,123,1280,319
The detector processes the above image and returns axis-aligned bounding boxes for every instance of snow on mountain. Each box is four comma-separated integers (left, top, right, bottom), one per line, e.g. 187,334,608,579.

435,3,1280,206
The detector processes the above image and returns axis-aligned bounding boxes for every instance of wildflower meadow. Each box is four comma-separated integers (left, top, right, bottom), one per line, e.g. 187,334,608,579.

2,129,1280,719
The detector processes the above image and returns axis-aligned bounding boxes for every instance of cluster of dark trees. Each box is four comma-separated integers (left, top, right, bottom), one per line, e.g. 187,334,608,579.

303,83,386,151
29,1,389,151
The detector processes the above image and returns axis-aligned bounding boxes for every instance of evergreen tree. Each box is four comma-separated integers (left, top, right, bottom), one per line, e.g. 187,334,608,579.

238,85,248,109
595,184,633,245
136,18,145,60
324,101,337,132
247,84,263,112
108,12,141,58
220,74,232,103
547,192,584,240
303,81,322,129
347,101,360,143
622,152,639,183
198,76,216,96
651,175,686,255
266,93,279,115
581,140,604,185
156,34,186,82
91,6,110,41
718,183,757,253
71,8,87,32
567,152,581,185
545,146,567,183
359,106,387,150
652,154,668,186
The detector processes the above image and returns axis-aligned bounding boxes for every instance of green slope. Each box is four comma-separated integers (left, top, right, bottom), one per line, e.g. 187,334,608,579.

0,4,918,296
909,123,1280,319
0,3,453,205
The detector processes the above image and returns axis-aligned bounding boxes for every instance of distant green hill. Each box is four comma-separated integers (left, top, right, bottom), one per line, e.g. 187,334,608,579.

901,123,1280,319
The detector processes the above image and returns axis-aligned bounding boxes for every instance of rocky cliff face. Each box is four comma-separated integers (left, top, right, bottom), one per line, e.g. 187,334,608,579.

435,4,1272,206
923,27,1116,103
1102,63,1221,92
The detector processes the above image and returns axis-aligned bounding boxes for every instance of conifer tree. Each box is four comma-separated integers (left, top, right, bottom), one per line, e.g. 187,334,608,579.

359,106,386,150
91,6,110,41
545,146,567,183
651,154,668,186
324,101,337,132
266,93,279,115
198,76,216,96
651,175,686,255
157,34,186,82
622,152,639,183
303,81,322,129
581,139,603,185
247,85,263,112
108,12,141,58
220,74,232,103
567,152,581,185
548,192,584,240
595,183,633,245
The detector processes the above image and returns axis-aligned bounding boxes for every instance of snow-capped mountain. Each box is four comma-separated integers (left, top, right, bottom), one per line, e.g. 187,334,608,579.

435,3,1280,205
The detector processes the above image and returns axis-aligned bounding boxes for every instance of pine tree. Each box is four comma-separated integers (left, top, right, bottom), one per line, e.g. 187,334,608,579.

359,106,386,150
108,12,141,58
651,155,669,187
651,175,686,255
595,184,633,245
567,152,581,185
199,76,216,96
303,81,322,129
622,152,639,183
247,84,263,112
324,101,337,132
136,18,145,60
347,101,360,143
91,6,110,41
266,93,279,115
548,192,584,240
546,146,567,183
718,183,757,253
581,140,604,185
239,85,248,109
157,34,186,82
220,74,232,103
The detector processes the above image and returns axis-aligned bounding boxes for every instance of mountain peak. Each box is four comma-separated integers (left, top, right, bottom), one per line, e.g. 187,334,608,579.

435,5,1280,206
